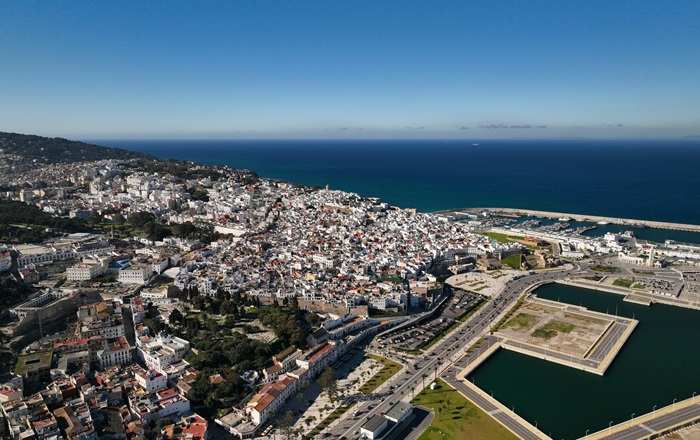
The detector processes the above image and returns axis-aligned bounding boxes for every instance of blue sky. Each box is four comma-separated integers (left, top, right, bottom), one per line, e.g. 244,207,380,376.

1,0,699,139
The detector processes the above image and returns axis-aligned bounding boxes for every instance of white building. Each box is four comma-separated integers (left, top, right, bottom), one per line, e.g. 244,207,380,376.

96,336,132,369
138,334,190,372
66,256,111,281
118,266,151,285
133,366,168,393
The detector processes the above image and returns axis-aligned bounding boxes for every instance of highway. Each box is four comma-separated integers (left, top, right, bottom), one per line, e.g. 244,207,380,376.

322,266,583,439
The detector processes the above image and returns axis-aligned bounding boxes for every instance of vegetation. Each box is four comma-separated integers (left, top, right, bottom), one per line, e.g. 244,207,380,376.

457,299,485,322
532,320,575,339
0,131,150,163
494,296,526,332
0,200,92,243
359,354,402,394
591,265,618,273
485,232,536,250
164,290,318,416
502,313,538,331
318,367,339,402
125,159,226,181
306,404,352,438
501,253,522,270
613,277,634,288
257,300,320,349
412,379,517,440
103,210,223,242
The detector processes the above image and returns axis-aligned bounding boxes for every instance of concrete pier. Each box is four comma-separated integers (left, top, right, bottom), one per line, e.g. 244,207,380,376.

494,297,638,375
438,207,700,233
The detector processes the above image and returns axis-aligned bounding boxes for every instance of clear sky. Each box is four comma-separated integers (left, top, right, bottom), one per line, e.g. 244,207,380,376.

1,0,699,139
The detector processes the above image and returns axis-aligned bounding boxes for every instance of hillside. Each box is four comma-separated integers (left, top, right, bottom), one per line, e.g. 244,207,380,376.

0,131,151,163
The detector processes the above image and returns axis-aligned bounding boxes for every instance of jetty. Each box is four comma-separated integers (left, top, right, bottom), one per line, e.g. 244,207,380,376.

437,207,700,233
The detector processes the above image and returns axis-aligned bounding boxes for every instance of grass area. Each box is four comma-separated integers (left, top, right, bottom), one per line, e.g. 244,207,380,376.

485,232,536,250
591,265,618,273
613,277,634,288
412,379,517,440
501,254,522,270
502,313,538,331
494,297,526,331
359,354,402,394
532,320,575,340
631,282,647,290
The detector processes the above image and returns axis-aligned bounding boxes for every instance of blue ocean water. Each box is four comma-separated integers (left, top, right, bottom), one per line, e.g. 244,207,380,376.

102,139,700,225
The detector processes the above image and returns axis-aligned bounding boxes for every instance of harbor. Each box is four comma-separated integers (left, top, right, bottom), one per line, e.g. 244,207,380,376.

450,207,700,233
467,283,700,439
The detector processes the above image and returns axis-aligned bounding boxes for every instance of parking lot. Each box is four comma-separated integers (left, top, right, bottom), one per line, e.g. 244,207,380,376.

376,290,483,353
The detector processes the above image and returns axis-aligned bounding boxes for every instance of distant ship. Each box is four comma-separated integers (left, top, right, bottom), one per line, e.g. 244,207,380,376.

472,143,480,146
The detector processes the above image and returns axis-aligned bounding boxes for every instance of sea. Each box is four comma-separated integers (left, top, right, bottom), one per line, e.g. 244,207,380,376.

102,139,700,225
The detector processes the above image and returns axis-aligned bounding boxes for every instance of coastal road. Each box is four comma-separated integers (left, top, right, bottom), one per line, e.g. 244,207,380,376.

587,403,700,440
324,266,583,439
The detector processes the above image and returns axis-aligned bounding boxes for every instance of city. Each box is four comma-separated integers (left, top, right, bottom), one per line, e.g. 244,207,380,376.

1,134,700,439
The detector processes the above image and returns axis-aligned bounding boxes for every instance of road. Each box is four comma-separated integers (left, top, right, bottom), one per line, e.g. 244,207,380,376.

588,403,700,440
587,321,628,362
322,266,583,439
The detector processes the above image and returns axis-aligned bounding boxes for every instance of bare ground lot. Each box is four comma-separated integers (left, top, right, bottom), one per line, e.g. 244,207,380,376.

496,298,613,358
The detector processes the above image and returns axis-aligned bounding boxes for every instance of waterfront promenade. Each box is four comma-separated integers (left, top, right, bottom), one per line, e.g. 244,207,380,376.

439,207,700,232
580,395,700,440
558,279,700,311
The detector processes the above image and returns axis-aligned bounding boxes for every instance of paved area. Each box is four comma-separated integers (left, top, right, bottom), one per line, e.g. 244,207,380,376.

291,355,383,435
588,321,628,362
664,423,700,439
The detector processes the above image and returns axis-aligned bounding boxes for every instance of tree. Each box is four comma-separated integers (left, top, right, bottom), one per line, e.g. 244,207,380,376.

169,308,184,325
318,367,338,402
278,410,295,440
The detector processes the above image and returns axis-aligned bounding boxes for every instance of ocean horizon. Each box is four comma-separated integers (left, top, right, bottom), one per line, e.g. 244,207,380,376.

98,139,700,225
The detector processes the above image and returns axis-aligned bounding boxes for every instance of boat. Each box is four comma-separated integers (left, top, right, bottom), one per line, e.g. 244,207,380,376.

597,221,609,225
558,217,572,222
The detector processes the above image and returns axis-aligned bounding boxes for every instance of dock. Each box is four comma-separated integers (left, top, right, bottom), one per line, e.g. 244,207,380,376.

623,294,652,306
437,207,700,233
494,297,637,376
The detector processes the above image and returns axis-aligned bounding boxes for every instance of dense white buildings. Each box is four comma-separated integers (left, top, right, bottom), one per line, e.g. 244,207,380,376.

137,334,190,373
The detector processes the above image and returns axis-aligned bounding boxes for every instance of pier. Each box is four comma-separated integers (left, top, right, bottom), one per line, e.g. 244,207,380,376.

438,207,700,233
